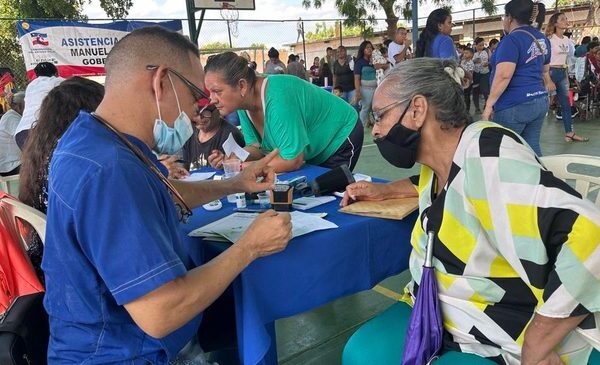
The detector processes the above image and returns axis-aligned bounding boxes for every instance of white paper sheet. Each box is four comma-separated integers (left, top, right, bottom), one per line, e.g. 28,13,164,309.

189,211,338,243
222,133,250,162
182,172,216,182
292,196,336,210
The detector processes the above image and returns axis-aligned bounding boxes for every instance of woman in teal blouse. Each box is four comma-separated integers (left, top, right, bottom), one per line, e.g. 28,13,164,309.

204,52,363,173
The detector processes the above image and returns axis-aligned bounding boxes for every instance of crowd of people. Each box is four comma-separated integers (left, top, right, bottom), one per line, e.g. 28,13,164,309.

0,0,599,363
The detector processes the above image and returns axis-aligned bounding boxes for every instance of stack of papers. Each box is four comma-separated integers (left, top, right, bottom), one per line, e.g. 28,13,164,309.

189,211,338,243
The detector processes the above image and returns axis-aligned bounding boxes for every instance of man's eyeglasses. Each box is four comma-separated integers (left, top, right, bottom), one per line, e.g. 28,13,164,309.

146,64,215,113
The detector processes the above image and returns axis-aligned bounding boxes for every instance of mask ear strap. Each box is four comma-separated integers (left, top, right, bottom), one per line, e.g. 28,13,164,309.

155,81,162,121
167,73,183,114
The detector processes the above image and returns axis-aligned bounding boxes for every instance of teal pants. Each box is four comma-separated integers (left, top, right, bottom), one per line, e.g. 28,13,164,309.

343,302,600,365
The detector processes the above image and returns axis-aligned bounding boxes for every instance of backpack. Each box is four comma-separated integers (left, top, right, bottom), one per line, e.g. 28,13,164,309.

0,192,48,364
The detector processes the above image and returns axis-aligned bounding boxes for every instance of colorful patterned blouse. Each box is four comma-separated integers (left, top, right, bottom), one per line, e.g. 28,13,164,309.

403,121,600,364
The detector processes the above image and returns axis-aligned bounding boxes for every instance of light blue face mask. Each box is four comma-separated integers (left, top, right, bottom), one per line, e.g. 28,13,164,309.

153,73,194,155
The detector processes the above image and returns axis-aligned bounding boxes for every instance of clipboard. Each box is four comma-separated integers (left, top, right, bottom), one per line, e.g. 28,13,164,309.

339,197,419,220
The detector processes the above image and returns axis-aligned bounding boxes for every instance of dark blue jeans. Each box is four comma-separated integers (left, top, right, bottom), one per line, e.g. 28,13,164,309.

493,96,549,156
550,68,573,133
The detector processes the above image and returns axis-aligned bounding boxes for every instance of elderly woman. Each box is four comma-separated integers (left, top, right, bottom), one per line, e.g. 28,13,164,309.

341,58,600,364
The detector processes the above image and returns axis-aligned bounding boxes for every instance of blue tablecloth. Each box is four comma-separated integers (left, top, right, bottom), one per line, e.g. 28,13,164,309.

179,165,416,365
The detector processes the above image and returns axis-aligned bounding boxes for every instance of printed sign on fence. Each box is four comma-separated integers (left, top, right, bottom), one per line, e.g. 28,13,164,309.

16,20,183,80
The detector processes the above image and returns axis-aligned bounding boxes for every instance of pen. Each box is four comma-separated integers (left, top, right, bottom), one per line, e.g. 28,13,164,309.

235,208,268,213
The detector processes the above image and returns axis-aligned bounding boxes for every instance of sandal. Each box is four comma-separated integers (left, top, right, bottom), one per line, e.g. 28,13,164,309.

565,133,590,142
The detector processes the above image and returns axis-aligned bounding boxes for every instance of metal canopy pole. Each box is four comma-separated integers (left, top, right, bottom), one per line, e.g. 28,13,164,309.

472,9,476,42
411,0,418,48
185,0,206,45
301,20,307,69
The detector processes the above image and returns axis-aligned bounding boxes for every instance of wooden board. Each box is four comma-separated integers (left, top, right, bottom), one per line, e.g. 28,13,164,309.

339,197,419,220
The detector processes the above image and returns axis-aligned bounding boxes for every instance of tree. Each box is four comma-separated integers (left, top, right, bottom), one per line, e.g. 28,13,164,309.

302,0,497,39
0,0,132,87
554,0,590,7
305,21,373,41
201,41,232,50
250,42,266,49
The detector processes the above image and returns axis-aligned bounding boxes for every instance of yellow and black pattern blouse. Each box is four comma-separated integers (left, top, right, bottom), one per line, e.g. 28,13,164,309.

403,122,600,364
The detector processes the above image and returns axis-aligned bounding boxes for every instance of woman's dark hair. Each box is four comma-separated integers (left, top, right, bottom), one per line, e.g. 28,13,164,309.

204,51,257,89
581,36,591,45
267,47,279,59
19,77,104,209
33,62,58,77
357,41,373,60
474,37,485,46
416,8,452,58
505,0,546,29
545,12,564,37
587,41,600,52
489,38,499,47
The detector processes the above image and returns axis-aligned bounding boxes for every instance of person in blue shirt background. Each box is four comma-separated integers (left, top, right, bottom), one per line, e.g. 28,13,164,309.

483,0,551,156
43,26,293,363
415,8,457,60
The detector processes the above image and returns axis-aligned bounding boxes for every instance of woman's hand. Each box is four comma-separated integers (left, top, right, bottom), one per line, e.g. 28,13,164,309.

534,352,564,365
231,150,278,192
207,150,225,169
341,181,390,207
547,80,557,93
482,104,494,121
159,155,189,180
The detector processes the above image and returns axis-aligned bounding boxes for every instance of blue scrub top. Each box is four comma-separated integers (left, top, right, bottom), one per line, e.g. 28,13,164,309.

430,34,458,60
43,111,201,363
490,25,551,112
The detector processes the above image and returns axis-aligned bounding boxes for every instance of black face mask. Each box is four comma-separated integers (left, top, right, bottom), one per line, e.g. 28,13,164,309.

374,101,421,168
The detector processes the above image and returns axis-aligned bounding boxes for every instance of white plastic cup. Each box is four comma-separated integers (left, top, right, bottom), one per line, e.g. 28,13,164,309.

257,192,270,209
223,158,241,178
223,158,242,203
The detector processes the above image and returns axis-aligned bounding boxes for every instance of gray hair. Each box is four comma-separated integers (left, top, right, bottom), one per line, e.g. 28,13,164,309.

10,92,25,106
379,58,472,128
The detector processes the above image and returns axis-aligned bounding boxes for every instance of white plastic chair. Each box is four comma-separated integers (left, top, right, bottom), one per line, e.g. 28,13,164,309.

541,154,600,206
0,196,47,250
0,174,20,197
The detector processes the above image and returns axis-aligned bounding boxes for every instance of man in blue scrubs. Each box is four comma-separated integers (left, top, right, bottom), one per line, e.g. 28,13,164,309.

43,27,292,363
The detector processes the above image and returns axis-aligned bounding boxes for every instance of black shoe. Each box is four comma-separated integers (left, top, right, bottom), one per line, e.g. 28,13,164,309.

556,110,563,120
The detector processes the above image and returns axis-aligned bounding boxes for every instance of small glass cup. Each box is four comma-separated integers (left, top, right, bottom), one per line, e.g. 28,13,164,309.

257,192,270,209
223,158,241,178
